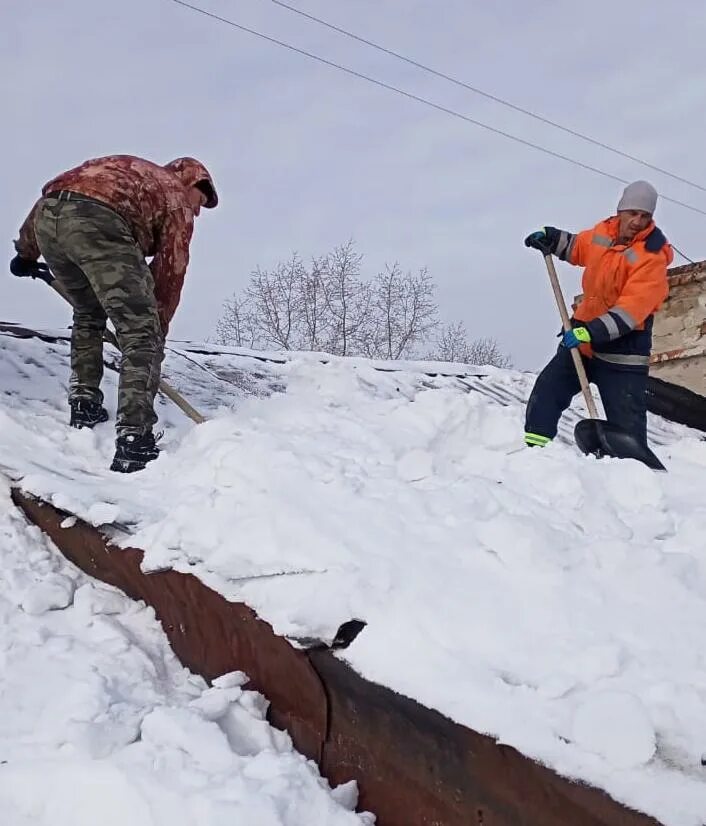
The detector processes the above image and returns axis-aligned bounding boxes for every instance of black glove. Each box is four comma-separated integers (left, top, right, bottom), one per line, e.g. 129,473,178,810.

524,226,564,256
10,254,51,281
525,226,577,262
525,230,549,253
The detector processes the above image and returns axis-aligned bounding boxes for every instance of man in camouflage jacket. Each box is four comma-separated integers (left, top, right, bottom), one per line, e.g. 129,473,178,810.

11,155,218,472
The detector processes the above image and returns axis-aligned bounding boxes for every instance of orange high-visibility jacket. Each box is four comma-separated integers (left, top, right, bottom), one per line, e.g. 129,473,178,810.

557,216,672,367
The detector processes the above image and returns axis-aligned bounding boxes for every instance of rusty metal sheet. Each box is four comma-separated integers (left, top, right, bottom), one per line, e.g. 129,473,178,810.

13,490,664,826
311,652,662,826
12,490,328,763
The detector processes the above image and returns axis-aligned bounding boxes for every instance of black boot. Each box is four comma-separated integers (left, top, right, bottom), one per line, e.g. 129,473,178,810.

70,399,109,429
110,432,160,473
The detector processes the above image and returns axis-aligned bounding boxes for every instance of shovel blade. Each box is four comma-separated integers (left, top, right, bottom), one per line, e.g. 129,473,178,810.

574,419,666,471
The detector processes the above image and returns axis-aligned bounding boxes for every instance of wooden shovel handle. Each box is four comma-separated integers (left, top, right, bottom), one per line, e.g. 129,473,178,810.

102,328,207,425
542,255,600,419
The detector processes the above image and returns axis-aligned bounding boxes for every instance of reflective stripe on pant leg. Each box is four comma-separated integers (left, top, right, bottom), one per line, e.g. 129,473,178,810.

525,346,582,441
525,432,552,447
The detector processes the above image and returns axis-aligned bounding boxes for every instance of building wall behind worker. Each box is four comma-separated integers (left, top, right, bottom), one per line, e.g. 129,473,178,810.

650,261,706,395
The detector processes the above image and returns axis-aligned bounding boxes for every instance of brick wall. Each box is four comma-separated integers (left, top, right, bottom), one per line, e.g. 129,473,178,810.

650,261,706,394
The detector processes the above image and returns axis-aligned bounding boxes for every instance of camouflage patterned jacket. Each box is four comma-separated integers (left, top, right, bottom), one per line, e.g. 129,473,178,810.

15,155,218,329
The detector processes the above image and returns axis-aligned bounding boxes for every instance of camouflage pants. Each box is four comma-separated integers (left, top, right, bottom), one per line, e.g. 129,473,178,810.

34,195,164,435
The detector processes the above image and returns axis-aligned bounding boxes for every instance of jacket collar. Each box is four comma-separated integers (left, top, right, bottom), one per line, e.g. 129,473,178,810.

602,215,655,248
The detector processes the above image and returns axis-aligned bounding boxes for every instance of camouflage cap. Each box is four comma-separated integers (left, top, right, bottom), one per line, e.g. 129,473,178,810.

163,157,218,208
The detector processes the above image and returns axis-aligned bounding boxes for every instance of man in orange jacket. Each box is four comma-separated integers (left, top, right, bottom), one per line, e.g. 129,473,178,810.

523,180,673,449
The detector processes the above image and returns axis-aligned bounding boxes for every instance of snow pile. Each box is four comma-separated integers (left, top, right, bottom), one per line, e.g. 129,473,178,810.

0,478,371,826
1,330,706,824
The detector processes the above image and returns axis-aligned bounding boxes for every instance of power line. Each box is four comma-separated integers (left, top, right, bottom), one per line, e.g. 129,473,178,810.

672,244,695,264
167,0,706,223
270,0,706,196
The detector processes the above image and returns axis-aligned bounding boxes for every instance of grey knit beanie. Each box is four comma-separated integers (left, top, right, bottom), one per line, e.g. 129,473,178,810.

617,180,658,215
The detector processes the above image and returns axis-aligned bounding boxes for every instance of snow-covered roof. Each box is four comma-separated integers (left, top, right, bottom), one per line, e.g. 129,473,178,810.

2,323,706,825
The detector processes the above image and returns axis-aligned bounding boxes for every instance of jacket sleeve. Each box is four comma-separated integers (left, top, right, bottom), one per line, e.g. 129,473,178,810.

149,207,194,332
567,228,594,268
586,253,669,344
14,199,42,261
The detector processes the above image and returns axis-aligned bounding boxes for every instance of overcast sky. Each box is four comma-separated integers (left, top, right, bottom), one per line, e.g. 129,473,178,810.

4,0,706,369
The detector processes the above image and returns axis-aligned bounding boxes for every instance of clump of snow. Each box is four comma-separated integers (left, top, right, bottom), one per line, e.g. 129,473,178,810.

0,331,705,824
571,691,656,769
86,501,121,526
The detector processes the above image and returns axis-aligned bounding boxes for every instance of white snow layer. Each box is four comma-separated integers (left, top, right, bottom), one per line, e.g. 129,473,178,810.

0,476,371,825
1,328,706,825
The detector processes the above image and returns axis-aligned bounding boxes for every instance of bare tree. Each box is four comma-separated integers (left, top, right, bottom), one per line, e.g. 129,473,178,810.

428,321,467,363
319,241,370,357
299,255,331,351
214,241,511,366
370,264,438,360
466,337,512,368
214,295,257,348
245,255,305,349
428,322,512,368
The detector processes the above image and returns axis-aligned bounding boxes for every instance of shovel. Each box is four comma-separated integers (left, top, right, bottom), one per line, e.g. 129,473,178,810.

542,254,665,471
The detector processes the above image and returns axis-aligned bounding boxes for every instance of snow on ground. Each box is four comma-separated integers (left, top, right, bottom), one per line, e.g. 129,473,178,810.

0,475,371,826
1,327,706,825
